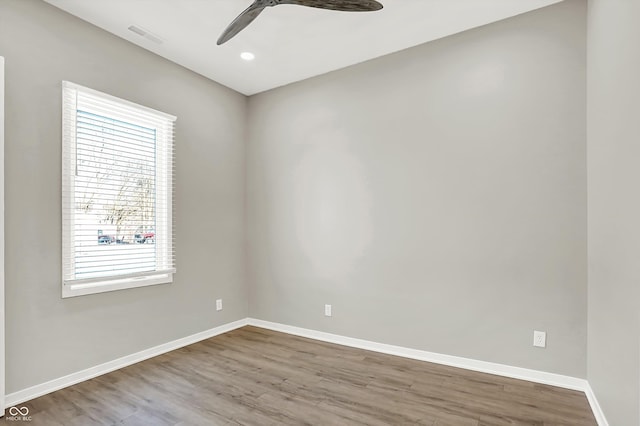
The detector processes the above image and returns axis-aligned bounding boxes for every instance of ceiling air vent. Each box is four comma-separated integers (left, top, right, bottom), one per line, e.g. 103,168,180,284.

127,25,163,44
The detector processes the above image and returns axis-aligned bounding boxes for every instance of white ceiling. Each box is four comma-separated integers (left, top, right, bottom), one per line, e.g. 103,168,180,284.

43,0,562,96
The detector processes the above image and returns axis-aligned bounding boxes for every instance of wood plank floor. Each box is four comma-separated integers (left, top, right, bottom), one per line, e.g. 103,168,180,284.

12,326,596,425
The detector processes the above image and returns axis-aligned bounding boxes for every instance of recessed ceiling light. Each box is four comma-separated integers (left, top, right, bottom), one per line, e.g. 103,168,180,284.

240,52,255,61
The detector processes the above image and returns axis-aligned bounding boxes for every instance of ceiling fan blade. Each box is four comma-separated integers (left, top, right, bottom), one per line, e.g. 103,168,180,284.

278,0,383,12
217,2,267,45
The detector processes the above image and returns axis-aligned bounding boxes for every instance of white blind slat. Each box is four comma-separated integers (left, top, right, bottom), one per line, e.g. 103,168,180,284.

62,81,175,292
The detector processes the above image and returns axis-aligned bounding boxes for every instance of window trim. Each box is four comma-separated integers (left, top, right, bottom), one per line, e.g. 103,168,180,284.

61,81,176,298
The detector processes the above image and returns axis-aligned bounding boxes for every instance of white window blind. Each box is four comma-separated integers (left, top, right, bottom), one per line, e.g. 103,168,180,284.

62,81,175,297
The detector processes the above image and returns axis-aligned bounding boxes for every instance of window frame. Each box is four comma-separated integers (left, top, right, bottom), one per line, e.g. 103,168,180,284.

61,81,176,298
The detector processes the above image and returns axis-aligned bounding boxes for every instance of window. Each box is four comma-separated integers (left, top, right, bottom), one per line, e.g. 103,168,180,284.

62,81,175,298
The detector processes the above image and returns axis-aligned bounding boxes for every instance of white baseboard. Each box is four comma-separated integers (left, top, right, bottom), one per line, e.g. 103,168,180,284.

247,318,587,391
248,318,611,425
5,318,249,408
584,383,610,426
4,317,609,426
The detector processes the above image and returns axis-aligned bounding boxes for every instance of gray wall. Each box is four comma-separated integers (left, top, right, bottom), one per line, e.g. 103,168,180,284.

247,0,587,378
587,0,640,423
0,0,600,403
0,0,248,393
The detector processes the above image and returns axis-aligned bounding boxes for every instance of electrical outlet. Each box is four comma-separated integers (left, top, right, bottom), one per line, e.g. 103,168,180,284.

216,299,223,311
533,330,546,348
324,304,332,317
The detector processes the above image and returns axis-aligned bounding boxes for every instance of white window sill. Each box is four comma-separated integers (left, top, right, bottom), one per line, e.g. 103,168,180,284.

62,272,173,298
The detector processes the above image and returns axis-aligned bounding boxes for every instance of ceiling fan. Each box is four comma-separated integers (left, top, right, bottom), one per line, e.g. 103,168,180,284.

217,0,384,45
